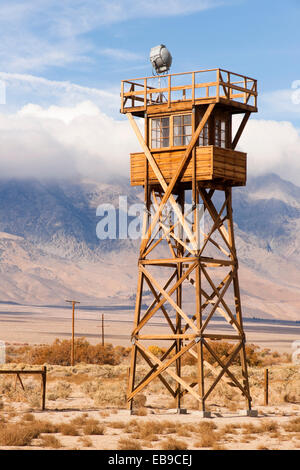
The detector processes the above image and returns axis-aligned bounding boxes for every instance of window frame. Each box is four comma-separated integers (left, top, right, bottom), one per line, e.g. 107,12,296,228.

149,113,192,150
214,117,227,149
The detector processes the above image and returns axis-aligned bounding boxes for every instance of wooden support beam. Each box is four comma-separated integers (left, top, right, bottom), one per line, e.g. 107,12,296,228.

232,112,250,149
129,340,202,402
133,263,196,335
128,104,215,256
140,265,199,334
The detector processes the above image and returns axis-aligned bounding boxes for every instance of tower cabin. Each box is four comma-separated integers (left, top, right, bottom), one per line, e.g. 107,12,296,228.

121,68,257,190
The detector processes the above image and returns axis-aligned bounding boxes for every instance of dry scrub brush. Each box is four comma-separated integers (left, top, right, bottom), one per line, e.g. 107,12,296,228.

6,338,130,366
81,378,127,408
0,419,58,447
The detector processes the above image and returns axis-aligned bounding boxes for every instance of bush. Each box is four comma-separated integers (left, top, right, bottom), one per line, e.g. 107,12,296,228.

8,338,129,366
81,379,127,408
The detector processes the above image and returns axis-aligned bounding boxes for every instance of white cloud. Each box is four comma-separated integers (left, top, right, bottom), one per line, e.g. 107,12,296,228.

0,72,119,115
235,117,300,185
2,98,299,187
0,101,140,181
0,0,233,73
260,88,300,119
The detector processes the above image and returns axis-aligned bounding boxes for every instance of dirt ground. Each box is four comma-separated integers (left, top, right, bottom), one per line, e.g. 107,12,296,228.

0,302,299,450
0,362,299,451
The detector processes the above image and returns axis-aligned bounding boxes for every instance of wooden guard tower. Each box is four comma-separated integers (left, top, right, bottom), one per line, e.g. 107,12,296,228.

121,68,258,413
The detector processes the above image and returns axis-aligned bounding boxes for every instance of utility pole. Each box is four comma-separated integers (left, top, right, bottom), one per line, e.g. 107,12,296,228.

65,300,80,366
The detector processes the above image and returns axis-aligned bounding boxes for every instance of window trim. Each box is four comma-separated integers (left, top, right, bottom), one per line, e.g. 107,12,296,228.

149,112,230,150
149,113,192,151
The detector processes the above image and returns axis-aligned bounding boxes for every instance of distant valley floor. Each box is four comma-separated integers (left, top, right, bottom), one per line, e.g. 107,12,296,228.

0,303,299,354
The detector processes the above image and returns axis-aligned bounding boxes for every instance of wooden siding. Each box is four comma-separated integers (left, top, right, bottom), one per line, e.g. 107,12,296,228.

130,146,246,187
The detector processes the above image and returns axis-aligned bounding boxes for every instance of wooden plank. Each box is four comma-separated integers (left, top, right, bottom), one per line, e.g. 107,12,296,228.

137,334,197,340
131,146,247,187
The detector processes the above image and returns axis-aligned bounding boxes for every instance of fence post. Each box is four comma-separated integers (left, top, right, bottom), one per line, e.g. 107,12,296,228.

41,366,47,411
264,368,269,406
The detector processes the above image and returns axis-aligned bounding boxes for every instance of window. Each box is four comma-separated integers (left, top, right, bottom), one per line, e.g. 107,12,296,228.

150,114,192,149
151,117,169,148
215,119,226,148
173,114,192,146
199,122,209,146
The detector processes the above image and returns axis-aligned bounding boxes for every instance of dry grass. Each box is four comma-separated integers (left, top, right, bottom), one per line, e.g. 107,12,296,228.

283,417,300,433
77,436,93,448
81,379,127,408
22,412,35,422
83,422,105,435
160,437,188,450
108,421,126,429
70,414,89,426
0,419,58,447
194,432,218,448
0,423,36,446
118,437,142,450
0,340,299,451
59,423,80,436
48,382,72,400
39,434,62,449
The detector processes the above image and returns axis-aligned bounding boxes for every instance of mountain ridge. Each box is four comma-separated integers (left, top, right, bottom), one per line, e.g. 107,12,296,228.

0,173,299,321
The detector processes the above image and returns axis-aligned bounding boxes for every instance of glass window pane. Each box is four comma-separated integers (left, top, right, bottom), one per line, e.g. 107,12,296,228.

162,127,169,138
183,114,191,125
162,138,169,147
152,119,158,129
152,139,157,149
174,126,181,136
174,136,181,146
173,116,181,125
162,117,169,127
183,125,192,136
183,136,191,145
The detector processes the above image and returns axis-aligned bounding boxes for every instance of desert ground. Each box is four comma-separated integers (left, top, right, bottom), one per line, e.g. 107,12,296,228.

0,302,299,352
0,302,299,451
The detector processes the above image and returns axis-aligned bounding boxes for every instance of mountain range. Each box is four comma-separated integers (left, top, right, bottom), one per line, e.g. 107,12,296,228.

0,173,300,321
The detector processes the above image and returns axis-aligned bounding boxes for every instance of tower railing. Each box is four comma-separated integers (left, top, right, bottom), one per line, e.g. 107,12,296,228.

121,68,257,113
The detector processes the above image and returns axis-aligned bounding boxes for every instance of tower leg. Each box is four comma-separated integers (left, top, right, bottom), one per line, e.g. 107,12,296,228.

225,188,252,410
127,270,144,411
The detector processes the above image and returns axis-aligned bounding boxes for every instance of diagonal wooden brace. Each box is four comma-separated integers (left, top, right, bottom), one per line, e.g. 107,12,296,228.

127,104,215,256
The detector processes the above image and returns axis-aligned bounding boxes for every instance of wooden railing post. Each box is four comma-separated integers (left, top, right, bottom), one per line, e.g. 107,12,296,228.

244,77,247,103
121,81,124,113
144,78,147,109
216,69,220,101
192,72,195,105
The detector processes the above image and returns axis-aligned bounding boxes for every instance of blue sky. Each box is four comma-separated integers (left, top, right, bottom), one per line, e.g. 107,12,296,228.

0,0,300,184
0,0,299,120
